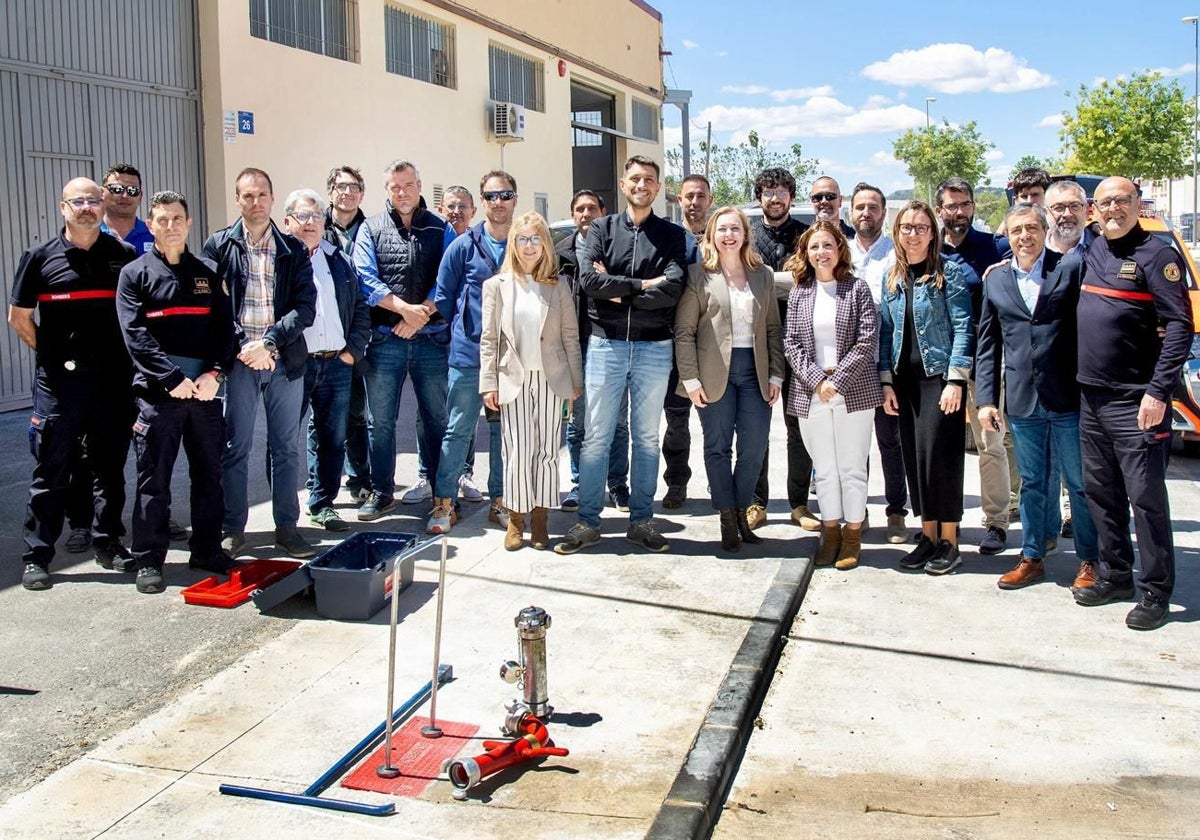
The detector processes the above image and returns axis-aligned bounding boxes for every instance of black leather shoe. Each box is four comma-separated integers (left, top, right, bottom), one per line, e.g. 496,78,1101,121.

925,540,963,575
94,539,135,572
1126,592,1168,630
135,566,165,594
978,526,1007,555
189,550,241,574
900,535,938,570
1073,578,1135,607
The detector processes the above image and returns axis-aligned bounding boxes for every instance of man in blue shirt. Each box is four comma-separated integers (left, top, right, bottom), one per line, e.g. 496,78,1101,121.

100,163,155,254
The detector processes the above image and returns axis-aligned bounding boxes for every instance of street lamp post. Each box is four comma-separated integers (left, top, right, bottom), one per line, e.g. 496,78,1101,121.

925,96,936,129
1184,16,1198,244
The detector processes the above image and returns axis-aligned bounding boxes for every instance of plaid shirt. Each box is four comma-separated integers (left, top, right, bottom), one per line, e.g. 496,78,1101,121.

784,277,882,418
239,228,276,341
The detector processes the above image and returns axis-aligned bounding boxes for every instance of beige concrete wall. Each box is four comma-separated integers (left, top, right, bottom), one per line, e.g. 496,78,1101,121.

198,0,664,233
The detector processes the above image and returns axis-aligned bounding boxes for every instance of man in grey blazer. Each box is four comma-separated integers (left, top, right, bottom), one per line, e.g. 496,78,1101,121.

975,202,1098,593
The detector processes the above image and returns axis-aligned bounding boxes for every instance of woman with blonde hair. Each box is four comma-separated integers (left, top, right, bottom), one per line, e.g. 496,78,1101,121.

480,212,583,550
879,200,973,575
674,206,784,551
783,221,881,570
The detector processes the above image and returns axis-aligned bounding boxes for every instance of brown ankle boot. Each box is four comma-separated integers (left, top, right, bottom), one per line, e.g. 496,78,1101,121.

504,510,526,551
736,509,762,544
835,525,861,570
530,507,549,550
718,508,741,551
815,523,842,566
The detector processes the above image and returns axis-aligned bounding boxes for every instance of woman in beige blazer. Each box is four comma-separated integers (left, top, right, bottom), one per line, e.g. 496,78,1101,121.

674,206,785,551
480,212,583,550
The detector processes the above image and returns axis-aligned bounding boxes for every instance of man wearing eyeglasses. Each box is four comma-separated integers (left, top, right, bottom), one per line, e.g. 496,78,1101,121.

426,171,518,534
936,176,1011,558
1074,176,1193,630
203,167,317,561
1045,181,1097,258
9,178,137,590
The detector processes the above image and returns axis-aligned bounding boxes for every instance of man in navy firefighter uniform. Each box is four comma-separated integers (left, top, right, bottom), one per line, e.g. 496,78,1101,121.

9,177,137,591
116,192,238,594
1075,176,1194,630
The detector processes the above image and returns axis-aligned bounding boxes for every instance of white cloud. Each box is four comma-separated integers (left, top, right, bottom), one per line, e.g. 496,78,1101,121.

870,150,901,167
984,149,1004,161
714,50,728,58
1149,62,1196,76
1036,113,1063,128
862,43,1053,94
662,124,683,149
681,39,698,49
864,94,892,108
699,96,926,141
769,85,835,102
720,84,770,95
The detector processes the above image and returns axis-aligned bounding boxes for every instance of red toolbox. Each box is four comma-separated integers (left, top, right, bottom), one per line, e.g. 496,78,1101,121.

181,559,304,608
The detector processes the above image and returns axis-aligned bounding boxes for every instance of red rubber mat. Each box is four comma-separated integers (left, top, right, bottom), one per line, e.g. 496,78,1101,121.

340,716,479,797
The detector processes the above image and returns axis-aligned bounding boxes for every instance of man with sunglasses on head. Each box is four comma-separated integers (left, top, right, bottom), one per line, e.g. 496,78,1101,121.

9,178,137,591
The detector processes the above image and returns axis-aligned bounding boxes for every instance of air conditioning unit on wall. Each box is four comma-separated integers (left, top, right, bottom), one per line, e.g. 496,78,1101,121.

490,100,526,141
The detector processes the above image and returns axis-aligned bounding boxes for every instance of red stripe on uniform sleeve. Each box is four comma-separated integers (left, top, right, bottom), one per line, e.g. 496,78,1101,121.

1081,283,1154,302
145,306,212,319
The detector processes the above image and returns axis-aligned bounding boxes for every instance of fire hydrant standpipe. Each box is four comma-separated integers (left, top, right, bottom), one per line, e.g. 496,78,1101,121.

499,606,552,720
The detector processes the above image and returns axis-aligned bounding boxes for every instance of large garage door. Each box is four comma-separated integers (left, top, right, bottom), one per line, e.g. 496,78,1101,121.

0,0,203,412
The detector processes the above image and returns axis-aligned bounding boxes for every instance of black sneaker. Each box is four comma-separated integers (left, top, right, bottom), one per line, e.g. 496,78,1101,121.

1060,516,1073,540
662,485,686,509
65,527,92,553
189,550,241,574
357,491,396,522
609,486,631,512
168,519,190,541
560,486,580,513
1074,578,1135,607
275,526,317,559
94,539,135,573
1126,592,1169,631
22,563,51,591
899,535,938,570
925,540,963,575
978,526,1007,555
626,520,669,552
554,522,602,555
136,566,165,594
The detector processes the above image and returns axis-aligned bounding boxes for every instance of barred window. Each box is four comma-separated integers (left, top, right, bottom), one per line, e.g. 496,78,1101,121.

632,99,659,142
250,0,358,62
384,6,455,88
489,44,544,112
572,110,602,147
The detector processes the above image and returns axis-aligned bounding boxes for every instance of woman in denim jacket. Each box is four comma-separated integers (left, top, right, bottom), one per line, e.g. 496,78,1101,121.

879,201,973,575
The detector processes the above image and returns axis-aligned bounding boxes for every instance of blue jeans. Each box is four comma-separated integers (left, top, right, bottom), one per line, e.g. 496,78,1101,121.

1008,406,1098,561
223,362,304,533
697,349,771,510
567,385,630,491
578,336,673,526
342,373,371,493
363,332,449,499
434,366,502,501
303,356,354,511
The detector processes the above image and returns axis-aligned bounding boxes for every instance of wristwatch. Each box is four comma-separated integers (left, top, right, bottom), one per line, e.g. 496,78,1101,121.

262,336,279,358
209,370,227,384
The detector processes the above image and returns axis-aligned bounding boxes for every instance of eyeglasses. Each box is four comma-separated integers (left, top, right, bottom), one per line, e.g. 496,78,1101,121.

810,192,838,202
482,190,516,202
899,223,932,236
939,200,974,213
104,184,142,197
289,211,323,224
1048,201,1086,215
1095,195,1134,210
65,197,103,210
333,183,362,194
760,188,791,201
516,235,543,247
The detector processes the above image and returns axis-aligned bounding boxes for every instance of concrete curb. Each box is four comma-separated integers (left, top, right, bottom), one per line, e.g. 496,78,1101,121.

645,552,815,840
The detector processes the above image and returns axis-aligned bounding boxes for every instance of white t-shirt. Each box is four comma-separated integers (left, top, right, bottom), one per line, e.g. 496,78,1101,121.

728,283,755,348
813,279,839,370
513,275,544,371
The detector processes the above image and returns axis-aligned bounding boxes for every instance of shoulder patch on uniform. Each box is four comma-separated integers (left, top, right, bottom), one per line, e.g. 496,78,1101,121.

193,277,210,293
1165,262,1181,282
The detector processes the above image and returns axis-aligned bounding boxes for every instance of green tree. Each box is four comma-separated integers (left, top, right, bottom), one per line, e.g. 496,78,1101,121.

1008,154,1059,179
974,189,1008,232
665,130,818,206
1059,71,1193,180
892,120,993,201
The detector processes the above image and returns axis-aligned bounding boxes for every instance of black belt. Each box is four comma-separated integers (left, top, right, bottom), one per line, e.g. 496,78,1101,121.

309,350,340,360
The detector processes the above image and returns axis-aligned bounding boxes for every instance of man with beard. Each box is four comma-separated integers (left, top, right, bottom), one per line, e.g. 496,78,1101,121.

555,156,686,554
660,173,712,509
809,175,855,238
10,178,137,590
936,177,1011,558
746,167,816,532
1045,180,1097,258
848,182,908,544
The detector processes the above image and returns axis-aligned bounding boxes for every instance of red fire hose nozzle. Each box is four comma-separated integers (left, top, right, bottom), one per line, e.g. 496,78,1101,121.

443,715,568,800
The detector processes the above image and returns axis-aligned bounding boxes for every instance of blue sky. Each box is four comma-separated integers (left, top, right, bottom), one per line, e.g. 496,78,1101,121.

654,0,1200,194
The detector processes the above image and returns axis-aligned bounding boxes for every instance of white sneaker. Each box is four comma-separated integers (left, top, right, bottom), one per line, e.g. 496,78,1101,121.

458,474,484,503
401,477,433,504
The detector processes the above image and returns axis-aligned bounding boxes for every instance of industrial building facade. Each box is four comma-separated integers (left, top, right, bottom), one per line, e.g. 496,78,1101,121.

0,0,666,410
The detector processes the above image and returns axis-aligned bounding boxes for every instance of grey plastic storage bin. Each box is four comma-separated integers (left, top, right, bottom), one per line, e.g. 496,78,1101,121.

308,532,417,621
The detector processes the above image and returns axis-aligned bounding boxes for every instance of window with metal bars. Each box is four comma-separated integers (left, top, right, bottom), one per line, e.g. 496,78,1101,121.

632,99,659,142
250,0,359,62
488,44,544,112
384,6,456,88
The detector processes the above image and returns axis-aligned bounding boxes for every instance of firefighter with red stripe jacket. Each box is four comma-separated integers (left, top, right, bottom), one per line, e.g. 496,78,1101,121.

116,191,237,594
8,177,137,591
1075,177,1194,630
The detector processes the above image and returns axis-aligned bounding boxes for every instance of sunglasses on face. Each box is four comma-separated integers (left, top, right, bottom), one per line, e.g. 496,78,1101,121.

105,184,142,197
810,192,838,202
482,190,516,202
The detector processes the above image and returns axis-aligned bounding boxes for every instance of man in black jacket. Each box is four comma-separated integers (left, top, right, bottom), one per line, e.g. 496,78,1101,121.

283,188,371,533
118,191,238,593
203,167,317,560
554,156,686,555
